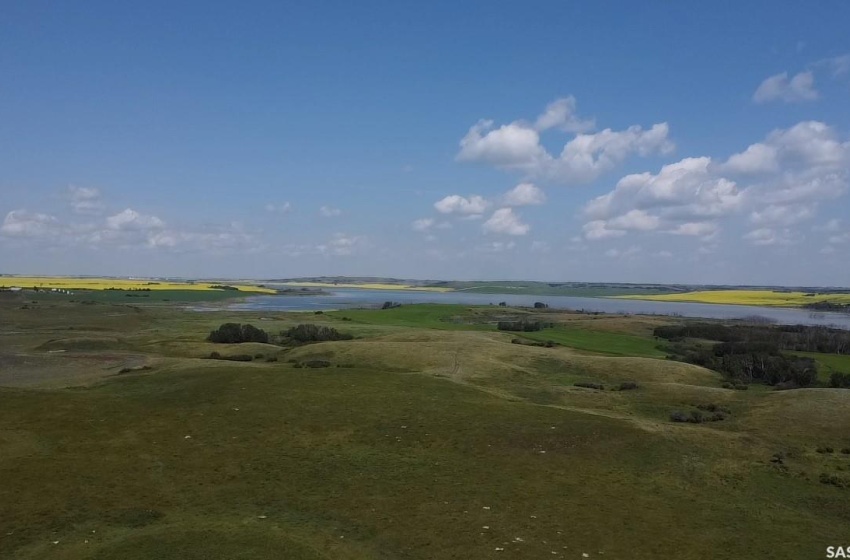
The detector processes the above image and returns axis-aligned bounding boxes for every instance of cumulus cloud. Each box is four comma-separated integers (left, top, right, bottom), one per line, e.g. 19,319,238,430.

721,143,778,174
265,202,292,213
479,240,517,253
582,157,743,239
0,210,60,238
482,208,530,236
1,205,260,255
434,194,489,215
607,209,660,232
457,120,548,168
753,71,818,103
826,54,850,77
68,186,105,215
743,228,798,246
533,96,595,133
583,220,626,240
457,98,673,185
667,221,718,237
319,206,341,217
317,233,365,256
605,246,641,259
411,218,435,231
828,232,850,244
813,219,841,233
750,204,815,226
146,227,258,254
583,121,850,242
500,183,546,206
530,240,550,253
106,209,165,231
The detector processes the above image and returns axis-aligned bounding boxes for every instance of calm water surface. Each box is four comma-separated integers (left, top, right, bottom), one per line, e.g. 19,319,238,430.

193,288,850,329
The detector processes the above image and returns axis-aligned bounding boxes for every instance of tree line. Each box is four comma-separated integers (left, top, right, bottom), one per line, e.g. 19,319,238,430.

653,322,850,387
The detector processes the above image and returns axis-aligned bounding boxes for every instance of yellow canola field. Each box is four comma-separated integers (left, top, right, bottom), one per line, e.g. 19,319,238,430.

278,281,451,292
0,276,275,294
614,289,850,307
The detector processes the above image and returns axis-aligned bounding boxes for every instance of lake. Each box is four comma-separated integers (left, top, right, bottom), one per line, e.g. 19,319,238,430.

194,288,850,329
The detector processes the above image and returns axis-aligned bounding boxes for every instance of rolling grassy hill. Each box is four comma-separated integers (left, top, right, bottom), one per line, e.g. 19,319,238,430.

2,296,849,559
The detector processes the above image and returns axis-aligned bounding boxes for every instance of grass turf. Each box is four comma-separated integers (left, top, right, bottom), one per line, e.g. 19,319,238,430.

2,299,850,559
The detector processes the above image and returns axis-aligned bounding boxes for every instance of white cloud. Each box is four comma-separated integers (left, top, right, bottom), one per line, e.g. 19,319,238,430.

753,71,818,103
482,208,530,236
750,204,815,226
533,96,595,133
813,219,841,233
68,186,105,215
146,228,258,253
317,233,365,256
457,98,674,185
479,241,517,253
655,250,673,258
605,246,641,258
456,120,548,168
0,210,60,238
319,206,341,217
668,221,718,237
1,205,263,255
820,53,850,78
265,202,292,213
530,240,550,253
721,143,778,174
743,228,797,246
105,209,165,231
434,194,489,215
583,157,743,240
500,183,546,206
412,218,435,231
607,209,660,232
828,232,850,244
583,220,626,240
583,121,850,244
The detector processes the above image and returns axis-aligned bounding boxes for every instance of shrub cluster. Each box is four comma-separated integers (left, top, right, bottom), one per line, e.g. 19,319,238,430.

655,322,850,354
670,404,729,423
208,352,254,362
207,323,269,344
574,382,604,390
510,338,556,348
282,324,353,343
656,323,823,387
829,372,850,389
292,360,332,368
498,320,550,332
819,473,849,488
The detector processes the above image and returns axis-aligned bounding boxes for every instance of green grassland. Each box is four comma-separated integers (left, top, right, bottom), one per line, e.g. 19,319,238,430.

27,288,260,305
792,351,850,383
2,293,850,559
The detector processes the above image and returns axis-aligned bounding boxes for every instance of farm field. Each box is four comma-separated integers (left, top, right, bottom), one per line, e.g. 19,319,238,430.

615,289,850,307
2,293,850,559
273,281,451,292
0,276,275,294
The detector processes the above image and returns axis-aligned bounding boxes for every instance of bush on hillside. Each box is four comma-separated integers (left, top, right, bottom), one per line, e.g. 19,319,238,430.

574,382,604,390
282,324,353,343
498,320,546,332
207,323,269,344
829,372,850,389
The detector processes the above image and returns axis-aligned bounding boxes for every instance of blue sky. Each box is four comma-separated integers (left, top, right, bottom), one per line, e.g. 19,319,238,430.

2,1,849,285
